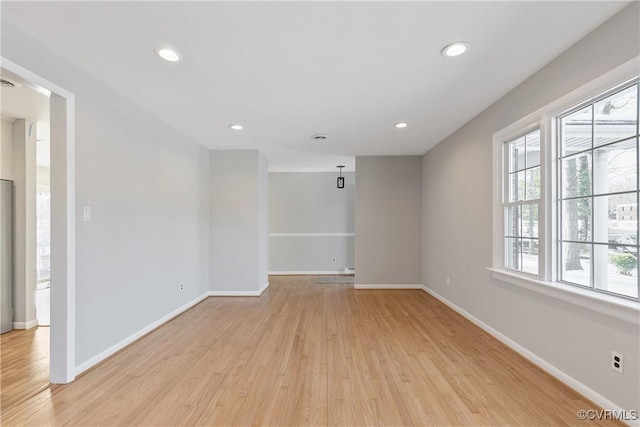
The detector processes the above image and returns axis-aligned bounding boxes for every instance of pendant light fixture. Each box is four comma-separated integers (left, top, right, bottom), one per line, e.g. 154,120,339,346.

337,165,345,189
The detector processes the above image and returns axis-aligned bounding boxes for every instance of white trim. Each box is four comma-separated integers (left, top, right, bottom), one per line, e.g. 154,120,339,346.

269,233,355,237
75,293,208,376
488,268,640,326
12,319,38,329
421,286,637,426
209,282,270,297
2,57,76,384
269,270,344,275
354,284,423,289
209,291,263,296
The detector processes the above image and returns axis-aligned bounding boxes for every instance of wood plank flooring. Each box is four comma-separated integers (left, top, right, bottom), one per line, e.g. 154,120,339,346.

1,327,50,411
0,276,622,426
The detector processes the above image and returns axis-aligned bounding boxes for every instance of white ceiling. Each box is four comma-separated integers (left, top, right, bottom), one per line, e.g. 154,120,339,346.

1,1,629,171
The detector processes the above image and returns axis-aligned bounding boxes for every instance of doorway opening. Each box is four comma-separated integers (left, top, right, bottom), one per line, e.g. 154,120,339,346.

0,65,51,408
0,58,76,411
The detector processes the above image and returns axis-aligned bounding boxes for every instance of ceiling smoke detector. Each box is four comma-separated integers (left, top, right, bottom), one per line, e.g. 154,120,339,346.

312,134,328,141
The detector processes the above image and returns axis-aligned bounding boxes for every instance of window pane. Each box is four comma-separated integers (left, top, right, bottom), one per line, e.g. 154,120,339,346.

562,198,592,242
509,137,526,172
505,238,521,271
593,138,638,194
522,204,538,238
509,171,525,202
593,192,638,245
561,242,591,287
561,153,592,198
522,239,539,275
594,85,638,147
526,130,541,168
36,192,51,287
525,166,540,200
594,244,638,299
561,105,592,157
506,205,521,237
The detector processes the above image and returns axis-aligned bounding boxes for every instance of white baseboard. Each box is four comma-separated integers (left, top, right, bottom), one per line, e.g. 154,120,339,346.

421,285,636,427
269,271,344,275
259,281,269,295
209,282,270,297
12,318,38,329
75,293,209,376
354,284,423,289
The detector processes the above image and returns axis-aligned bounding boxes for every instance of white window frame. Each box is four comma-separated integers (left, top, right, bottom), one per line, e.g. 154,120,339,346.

490,57,640,326
501,125,544,278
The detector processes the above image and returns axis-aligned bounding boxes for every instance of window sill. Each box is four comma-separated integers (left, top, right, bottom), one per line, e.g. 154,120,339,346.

487,268,640,326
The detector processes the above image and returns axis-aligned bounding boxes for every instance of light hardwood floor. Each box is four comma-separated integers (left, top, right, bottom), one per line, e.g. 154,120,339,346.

0,276,622,426
1,327,50,411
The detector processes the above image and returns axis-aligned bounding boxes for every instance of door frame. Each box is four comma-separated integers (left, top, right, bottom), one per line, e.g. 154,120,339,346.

2,57,76,383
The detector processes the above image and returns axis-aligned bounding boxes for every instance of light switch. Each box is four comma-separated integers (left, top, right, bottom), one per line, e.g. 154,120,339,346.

83,207,92,223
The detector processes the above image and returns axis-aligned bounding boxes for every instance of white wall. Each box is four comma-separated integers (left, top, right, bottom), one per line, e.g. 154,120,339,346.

269,172,354,272
2,23,211,366
355,156,422,285
209,150,268,293
422,3,639,411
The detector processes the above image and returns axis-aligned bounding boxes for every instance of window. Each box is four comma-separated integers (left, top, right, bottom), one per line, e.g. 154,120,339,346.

492,63,640,307
503,129,541,275
36,191,51,290
558,82,638,299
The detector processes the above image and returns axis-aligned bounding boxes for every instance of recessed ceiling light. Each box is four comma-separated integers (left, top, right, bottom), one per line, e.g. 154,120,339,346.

441,42,470,57
154,47,181,62
395,122,408,128
229,124,243,130
312,134,328,141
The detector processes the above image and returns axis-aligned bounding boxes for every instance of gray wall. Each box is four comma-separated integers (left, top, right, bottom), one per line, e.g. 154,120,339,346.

422,3,639,411
2,24,211,366
268,172,354,272
258,155,269,286
210,150,268,292
355,156,421,284
0,118,13,180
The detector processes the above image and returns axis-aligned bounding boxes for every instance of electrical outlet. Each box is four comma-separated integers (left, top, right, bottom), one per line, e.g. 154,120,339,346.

332,257,337,263
612,351,623,374
446,277,451,286
179,283,184,292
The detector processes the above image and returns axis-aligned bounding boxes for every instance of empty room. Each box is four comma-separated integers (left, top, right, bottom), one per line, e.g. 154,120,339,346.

0,1,639,426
